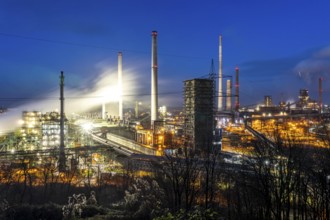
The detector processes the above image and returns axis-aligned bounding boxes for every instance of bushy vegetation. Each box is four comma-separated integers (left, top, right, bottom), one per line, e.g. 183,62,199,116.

1,203,62,220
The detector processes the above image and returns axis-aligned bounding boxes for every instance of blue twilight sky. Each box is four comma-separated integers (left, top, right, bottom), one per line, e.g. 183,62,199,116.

1,0,330,110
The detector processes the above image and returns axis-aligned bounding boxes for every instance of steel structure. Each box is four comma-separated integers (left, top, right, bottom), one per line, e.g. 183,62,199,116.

59,71,66,171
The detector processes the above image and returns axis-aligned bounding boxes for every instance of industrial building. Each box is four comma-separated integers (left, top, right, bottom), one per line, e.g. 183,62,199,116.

296,89,318,110
184,78,214,153
264,96,273,107
41,111,68,148
20,111,42,150
20,111,68,150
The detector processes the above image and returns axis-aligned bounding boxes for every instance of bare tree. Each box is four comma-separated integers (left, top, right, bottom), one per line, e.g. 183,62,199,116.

154,147,201,213
201,144,221,209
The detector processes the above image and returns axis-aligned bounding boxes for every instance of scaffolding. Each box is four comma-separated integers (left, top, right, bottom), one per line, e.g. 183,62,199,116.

184,78,214,152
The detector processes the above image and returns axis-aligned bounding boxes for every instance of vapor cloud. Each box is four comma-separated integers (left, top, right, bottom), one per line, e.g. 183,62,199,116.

294,46,330,83
0,65,139,133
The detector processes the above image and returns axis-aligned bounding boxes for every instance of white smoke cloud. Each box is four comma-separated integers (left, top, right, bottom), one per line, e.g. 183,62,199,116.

294,46,330,83
0,64,139,133
314,47,330,58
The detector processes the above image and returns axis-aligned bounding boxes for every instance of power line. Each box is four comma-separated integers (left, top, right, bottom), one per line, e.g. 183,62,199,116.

0,91,183,101
0,32,209,59
0,32,120,52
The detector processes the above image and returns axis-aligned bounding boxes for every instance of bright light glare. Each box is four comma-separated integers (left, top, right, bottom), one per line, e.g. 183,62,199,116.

82,123,93,131
100,87,119,103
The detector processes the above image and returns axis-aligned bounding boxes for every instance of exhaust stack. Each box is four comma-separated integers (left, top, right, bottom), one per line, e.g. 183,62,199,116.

102,103,106,120
218,35,223,111
151,31,158,127
319,77,322,113
235,67,240,111
118,52,123,120
226,79,232,110
59,71,66,171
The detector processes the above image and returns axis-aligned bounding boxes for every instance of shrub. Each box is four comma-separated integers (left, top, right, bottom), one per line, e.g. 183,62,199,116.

81,205,107,218
62,193,87,219
33,203,62,220
4,204,62,220
5,205,33,220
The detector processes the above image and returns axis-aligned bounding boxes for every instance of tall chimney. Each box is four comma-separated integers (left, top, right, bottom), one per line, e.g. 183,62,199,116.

218,35,223,111
102,102,106,120
151,31,158,127
59,71,66,171
118,52,123,120
319,77,322,113
226,79,232,110
235,67,240,111
135,101,139,118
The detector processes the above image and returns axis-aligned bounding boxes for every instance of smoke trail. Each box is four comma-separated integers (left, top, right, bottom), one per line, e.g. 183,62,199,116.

0,66,139,133
294,46,330,83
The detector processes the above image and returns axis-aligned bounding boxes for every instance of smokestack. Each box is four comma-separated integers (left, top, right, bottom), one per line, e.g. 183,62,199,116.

118,52,123,120
235,67,240,111
319,77,322,113
226,79,232,110
59,71,66,172
218,35,223,111
102,102,106,120
135,101,139,118
151,31,158,127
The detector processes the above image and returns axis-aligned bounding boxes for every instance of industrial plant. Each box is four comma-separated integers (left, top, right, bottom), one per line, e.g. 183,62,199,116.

0,31,329,220
1,30,329,157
